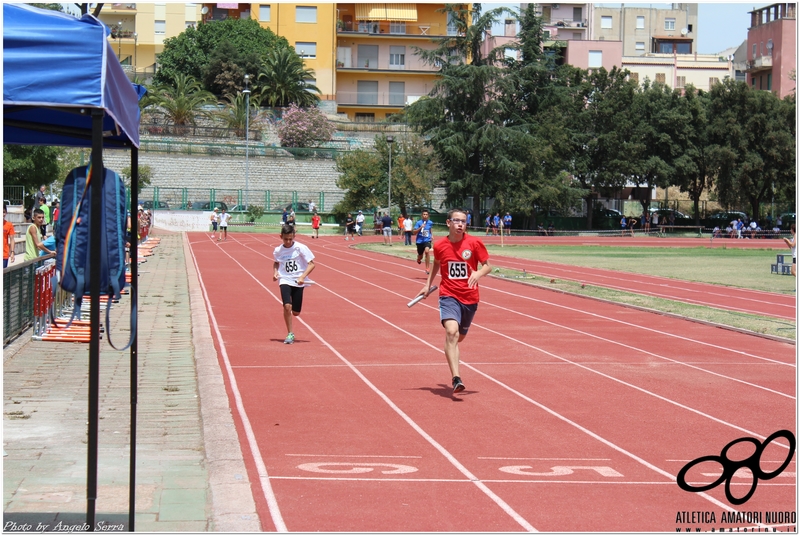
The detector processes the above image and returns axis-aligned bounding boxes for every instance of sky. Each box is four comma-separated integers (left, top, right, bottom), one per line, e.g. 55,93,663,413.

483,2,759,54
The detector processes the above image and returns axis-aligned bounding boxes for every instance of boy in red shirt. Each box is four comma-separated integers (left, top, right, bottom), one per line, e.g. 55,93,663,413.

3,206,16,268
417,208,491,393
311,211,321,239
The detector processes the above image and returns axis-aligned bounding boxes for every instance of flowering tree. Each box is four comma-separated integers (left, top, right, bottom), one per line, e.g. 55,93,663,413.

277,104,335,148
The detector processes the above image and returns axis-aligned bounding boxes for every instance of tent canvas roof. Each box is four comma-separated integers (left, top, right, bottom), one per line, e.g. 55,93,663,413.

3,3,142,149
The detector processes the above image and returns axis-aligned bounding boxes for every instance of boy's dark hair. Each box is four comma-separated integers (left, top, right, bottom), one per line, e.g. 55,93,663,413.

33,208,44,216
447,208,466,220
280,224,296,236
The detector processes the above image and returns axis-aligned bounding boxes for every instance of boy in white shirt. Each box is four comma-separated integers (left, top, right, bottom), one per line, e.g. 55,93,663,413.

273,224,316,344
218,207,231,241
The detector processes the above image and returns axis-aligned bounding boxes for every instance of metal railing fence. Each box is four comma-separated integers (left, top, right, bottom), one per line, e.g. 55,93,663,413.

143,187,345,214
3,256,53,345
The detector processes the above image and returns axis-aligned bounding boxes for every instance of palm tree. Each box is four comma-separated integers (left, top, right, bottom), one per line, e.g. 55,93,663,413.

151,73,216,134
257,49,320,108
219,91,256,138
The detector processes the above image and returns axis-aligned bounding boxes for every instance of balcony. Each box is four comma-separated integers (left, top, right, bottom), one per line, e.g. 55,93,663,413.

745,55,773,73
337,20,457,37
336,91,419,107
541,17,588,28
335,52,438,72
92,3,137,13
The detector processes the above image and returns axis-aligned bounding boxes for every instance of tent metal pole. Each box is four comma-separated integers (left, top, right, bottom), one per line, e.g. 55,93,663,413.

87,109,104,531
129,147,139,531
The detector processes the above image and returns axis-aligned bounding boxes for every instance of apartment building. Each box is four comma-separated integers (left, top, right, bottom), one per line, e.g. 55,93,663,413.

593,4,697,57
95,3,202,78
745,3,796,98
621,54,732,93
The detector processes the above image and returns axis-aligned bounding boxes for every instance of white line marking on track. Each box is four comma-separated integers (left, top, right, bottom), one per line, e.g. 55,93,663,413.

188,240,288,532
208,234,784,525
199,238,539,533
301,242,794,364
286,454,423,458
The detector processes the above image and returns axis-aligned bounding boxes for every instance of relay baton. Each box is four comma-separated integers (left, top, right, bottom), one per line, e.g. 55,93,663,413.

407,285,438,308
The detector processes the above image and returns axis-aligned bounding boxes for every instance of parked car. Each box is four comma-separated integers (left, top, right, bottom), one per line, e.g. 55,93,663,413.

140,200,169,210
229,204,252,212
597,208,622,217
273,202,313,213
708,211,747,223
649,208,689,220
189,201,228,211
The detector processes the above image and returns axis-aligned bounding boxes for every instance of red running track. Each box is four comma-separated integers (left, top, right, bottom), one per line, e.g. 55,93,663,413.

188,232,796,532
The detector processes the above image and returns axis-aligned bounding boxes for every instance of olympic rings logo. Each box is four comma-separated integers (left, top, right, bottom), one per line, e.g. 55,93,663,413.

677,430,796,505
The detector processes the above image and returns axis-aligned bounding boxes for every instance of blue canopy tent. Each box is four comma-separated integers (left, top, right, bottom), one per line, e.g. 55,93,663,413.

4,3,143,530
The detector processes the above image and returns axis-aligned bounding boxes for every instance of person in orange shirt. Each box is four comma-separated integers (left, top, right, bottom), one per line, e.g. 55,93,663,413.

3,206,16,268
311,211,321,239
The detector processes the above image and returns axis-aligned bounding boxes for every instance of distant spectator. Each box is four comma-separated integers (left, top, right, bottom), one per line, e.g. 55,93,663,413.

547,221,555,236
783,224,796,277
37,197,50,238
712,226,721,239
381,212,393,246
4,206,15,268
356,210,365,236
308,199,316,213
24,208,53,261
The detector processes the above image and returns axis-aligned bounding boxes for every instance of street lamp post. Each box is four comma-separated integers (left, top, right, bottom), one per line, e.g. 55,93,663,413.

117,21,122,60
243,74,251,208
386,135,394,221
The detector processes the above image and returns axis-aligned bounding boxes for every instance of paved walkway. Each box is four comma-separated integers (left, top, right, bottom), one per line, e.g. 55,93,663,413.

3,231,261,531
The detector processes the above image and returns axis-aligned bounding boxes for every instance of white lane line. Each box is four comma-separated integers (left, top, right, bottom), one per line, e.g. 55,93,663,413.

204,239,538,533
300,277,765,520
280,243,796,396
482,284,795,367
492,256,795,314
188,241,288,532
291,242,794,364
285,454,423,458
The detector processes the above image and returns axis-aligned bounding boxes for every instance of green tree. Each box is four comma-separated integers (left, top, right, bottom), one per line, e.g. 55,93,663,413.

203,41,246,97
669,86,722,224
557,66,638,229
119,165,153,195
406,4,522,216
708,80,796,220
219,91,256,138
334,150,384,213
154,18,288,90
3,145,64,206
150,74,216,133
257,48,320,108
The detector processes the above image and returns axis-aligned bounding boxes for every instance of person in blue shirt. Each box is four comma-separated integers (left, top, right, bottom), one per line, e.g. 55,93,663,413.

503,212,512,237
412,209,434,274
466,210,472,228
492,213,500,236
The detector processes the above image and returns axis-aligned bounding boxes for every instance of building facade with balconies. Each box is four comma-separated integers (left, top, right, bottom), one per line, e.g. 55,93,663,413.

593,4,698,57
745,3,796,98
95,3,202,79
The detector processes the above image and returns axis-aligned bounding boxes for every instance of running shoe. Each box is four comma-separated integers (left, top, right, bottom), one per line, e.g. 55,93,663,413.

417,258,422,264
452,376,465,393
283,333,295,344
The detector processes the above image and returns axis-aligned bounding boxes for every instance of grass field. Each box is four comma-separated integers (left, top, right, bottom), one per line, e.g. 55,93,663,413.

356,242,797,341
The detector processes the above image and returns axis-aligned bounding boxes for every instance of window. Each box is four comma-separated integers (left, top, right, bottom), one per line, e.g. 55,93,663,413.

709,77,719,88
447,11,458,35
389,81,405,106
767,73,772,90
296,42,316,59
259,5,270,22
572,32,581,40
659,42,673,53
655,73,666,84
295,6,316,23
601,16,612,29
389,21,405,34
354,113,375,123
752,43,757,57
357,81,378,105
635,41,645,52
665,18,675,30
588,50,602,68
767,39,773,55
636,16,645,29
676,76,686,88
154,20,165,35
357,44,378,69
543,30,551,39
573,7,583,22
389,46,405,69
751,77,756,88
185,21,195,30
676,42,691,54
304,78,316,92
629,72,639,82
